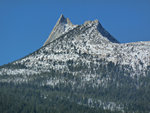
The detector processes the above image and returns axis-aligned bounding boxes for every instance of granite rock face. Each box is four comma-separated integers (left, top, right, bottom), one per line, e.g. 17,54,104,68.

44,14,77,46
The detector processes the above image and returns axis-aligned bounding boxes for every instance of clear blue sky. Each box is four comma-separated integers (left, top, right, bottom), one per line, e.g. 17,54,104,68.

0,0,150,66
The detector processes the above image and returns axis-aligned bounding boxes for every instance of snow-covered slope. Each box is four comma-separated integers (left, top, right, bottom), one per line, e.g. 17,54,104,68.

0,15,149,78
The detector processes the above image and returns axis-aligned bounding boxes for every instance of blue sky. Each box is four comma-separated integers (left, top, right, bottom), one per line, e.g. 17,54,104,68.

0,0,150,66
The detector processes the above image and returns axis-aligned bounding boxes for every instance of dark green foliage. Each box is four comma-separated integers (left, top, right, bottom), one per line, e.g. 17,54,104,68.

0,83,116,113
1,58,150,113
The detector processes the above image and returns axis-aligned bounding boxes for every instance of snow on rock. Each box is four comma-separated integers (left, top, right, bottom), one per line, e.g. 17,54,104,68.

0,15,150,80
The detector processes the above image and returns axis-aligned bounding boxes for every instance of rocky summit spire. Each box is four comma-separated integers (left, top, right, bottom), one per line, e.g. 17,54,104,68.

44,15,119,46
43,14,76,46
56,14,66,25
83,19,119,43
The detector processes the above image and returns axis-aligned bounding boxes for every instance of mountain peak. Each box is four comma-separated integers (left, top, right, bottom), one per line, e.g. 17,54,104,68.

84,19,99,25
44,15,119,46
56,14,73,25
43,15,76,46
57,14,66,24
83,19,119,43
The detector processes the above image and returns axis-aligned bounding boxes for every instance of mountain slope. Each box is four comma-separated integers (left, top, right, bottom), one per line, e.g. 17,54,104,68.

0,15,150,113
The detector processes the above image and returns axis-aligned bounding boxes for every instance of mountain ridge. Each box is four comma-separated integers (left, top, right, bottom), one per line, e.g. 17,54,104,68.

44,15,119,46
0,15,150,78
